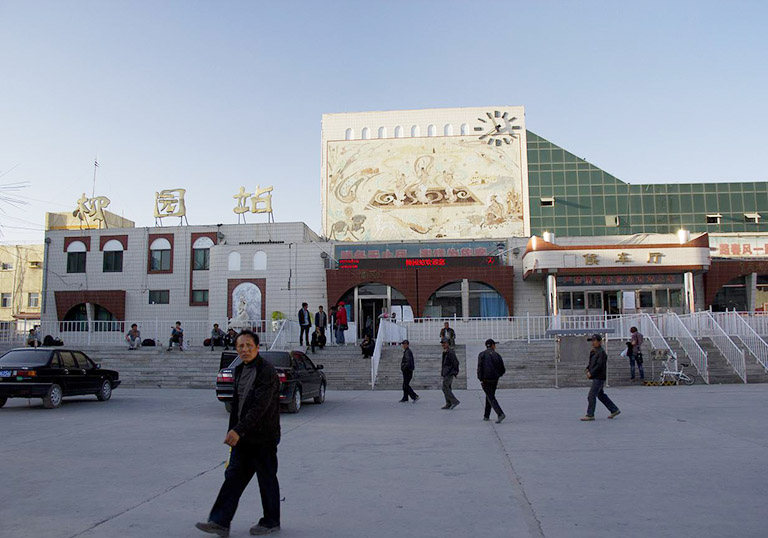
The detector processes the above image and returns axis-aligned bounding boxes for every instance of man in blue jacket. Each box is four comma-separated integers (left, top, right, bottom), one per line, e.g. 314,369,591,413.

581,334,621,421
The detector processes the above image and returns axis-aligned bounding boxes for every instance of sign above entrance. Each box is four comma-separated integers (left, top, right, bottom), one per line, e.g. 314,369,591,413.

335,240,501,261
339,256,499,270
557,274,683,287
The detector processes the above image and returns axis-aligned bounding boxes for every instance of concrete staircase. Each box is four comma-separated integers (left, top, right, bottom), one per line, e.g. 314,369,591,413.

731,339,768,383
374,344,467,390
693,338,746,384
493,341,557,389
303,344,372,390
662,340,708,384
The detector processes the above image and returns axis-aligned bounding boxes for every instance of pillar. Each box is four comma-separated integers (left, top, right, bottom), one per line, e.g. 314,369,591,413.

683,272,695,313
546,274,558,316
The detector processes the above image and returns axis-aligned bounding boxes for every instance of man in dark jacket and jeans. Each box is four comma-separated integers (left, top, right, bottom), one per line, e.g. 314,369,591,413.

399,340,419,403
581,333,621,421
196,330,281,536
440,339,460,409
477,338,506,423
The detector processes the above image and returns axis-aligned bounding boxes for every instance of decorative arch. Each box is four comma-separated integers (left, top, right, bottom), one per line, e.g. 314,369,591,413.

410,125,420,137
253,250,267,270
228,251,241,271
66,240,87,253
377,126,387,138
102,239,124,252
460,123,469,135
192,236,214,249
361,127,370,140
150,237,171,250
394,126,403,138
444,124,453,136
427,124,436,137
345,128,354,140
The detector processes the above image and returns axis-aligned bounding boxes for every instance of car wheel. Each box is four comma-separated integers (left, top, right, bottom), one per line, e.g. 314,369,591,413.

287,387,302,413
0,396,6,408
43,384,63,409
313,383,326,404
225,402,232,413
96,379,112,401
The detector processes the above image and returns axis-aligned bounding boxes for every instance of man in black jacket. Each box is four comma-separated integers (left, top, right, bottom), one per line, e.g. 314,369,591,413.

196,330,281,536
581,334,620,421
314,306,328,339
399,340,419,403
298,303,312,346
440,339,460,409
477,339,506,423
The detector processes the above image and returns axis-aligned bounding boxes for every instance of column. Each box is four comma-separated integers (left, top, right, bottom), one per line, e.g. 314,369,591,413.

546,274,558,316
683,272,695,313
746,272,757,312
461,279,469,320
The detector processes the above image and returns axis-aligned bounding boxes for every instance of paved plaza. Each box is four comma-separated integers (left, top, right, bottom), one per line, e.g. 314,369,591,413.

1,384,767,538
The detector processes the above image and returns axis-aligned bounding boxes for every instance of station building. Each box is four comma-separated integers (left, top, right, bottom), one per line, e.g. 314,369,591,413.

38,106,768,343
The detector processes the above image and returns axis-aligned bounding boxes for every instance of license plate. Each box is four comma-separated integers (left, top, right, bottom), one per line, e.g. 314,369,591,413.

0,370,12,378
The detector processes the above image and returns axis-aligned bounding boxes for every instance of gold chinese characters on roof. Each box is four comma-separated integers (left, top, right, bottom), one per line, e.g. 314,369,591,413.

73,193,111,228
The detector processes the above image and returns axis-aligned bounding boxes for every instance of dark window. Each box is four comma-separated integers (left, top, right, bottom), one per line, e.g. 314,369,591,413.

259,352,291,368
67,252,86,273
149,290,170,304
193,248,210,270
50,354,61,368
74,352,93,369
59,351,77,368
192,290,209,303
150,250,171,271
103,251,123,272
0,350,52,367
638,291,654,308
304,357,317,370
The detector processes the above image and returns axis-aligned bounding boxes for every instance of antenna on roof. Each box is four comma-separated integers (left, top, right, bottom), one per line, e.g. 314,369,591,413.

92,157,99,198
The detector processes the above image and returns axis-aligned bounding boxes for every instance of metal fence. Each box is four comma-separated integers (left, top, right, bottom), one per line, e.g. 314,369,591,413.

651,313,709,383
711,311,768,371
679,311,745,383
399,314,553,343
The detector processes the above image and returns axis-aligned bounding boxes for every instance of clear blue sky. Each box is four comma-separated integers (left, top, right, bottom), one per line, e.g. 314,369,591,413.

1,0,766,243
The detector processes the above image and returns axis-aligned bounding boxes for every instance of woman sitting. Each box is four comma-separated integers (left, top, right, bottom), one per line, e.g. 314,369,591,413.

360,335,375,358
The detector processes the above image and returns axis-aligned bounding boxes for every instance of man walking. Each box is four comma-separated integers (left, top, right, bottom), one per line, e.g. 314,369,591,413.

477,339,506,423
581,334,621,421
196,330,281,536
335,301,347,345
629,326,645,381
440,339,460,409
314,306,328,340
440,322,456,347
298,303,312,347
399,339,419,403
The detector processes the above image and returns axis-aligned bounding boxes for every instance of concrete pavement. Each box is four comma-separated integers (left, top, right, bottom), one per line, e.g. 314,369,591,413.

1,384,767,538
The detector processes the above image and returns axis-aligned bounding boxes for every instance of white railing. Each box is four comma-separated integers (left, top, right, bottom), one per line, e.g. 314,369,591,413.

711,311,768,372
652,313,709,383
0,319,41,345
5,319,281,350
734,311,768,338
550,314,613,333
371,324,384,390
605,313,678,360
680,311,745,383
399,315,553,343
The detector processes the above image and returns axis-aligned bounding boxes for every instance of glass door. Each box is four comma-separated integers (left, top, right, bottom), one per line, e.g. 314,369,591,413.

586,292,603,315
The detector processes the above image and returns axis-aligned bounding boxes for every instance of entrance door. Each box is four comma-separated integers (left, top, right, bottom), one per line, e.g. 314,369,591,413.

358,298,386,339
604,292,621,315
586,292,603,315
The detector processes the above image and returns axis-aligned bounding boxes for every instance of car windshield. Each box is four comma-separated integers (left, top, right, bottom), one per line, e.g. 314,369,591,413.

259,352,291,367
0,349,51,367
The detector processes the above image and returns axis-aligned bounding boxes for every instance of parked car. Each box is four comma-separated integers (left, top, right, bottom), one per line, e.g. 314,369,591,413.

0,348,120,409
216,350,326,413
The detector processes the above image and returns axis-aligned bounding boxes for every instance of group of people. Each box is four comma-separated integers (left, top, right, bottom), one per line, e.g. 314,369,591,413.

298,302,348,349
398,336,507,424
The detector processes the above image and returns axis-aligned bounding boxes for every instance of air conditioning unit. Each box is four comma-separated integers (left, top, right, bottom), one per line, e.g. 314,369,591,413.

0,263,12,270
605,215,621,227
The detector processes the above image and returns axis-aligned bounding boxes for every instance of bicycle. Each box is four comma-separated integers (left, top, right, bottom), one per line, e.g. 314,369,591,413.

658,357,696,385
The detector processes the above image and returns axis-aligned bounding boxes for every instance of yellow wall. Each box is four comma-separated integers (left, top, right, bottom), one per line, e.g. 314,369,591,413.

0,244,44,322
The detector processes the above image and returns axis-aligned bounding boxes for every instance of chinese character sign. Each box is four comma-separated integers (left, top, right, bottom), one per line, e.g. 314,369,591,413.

232,185,274,220
154,189,187,218
73,193,111,227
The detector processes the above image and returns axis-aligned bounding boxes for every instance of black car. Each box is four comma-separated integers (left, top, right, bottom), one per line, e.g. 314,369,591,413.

0,348,120,409
216,350,326,413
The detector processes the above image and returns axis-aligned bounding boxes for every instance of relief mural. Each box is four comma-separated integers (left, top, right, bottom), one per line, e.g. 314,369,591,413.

325,137,525,241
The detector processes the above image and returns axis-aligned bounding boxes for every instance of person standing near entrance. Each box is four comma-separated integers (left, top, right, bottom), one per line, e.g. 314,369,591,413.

629,326,645,381
196,330,281,537
440,322,456,347
440,339,460,409
581,334,621,421
399,340,419,403
477,339,506,423
335,301,348,345
314,306,328,340
298,303,312,347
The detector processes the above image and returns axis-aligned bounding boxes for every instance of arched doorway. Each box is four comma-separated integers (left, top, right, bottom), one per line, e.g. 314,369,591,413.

337,283,411,339
425,281,509,318
62,303,119,331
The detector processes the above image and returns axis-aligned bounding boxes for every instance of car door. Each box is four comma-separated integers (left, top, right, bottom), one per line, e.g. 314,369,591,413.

74,352,101,392
58,350,84,394
293,352,319,397
303,356,324,393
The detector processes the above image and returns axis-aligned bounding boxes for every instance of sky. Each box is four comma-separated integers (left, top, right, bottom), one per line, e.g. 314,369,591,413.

1,0,766,244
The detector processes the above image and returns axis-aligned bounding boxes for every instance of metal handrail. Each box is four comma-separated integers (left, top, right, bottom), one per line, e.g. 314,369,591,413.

657,313,709,384
680,312,745,383
268,319,287,351
711,311,768,372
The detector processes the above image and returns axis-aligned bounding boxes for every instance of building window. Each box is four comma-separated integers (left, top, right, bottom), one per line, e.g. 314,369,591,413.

228,251,241,271
148,290,170,305
103,251,123,272
1,293,10,308
540,197,555,207
192,290,209,304
361,127,370,139
149,238,172,272
1,262,12,270
394,126,403,138
410,125,420,137
427,124,436,137
745,213,761,224
193,236,214,271
254,250,267,270
444,124,453,136
638,291,654,308
66,240,87,273
345,128,353,140
460,123,468,135
28,293,40,308
706,214,722,224
377,126,387,138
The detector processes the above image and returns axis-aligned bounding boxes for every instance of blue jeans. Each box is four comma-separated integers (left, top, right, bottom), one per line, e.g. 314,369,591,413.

630,352,645,380
587,379,619,417
335,327,345,345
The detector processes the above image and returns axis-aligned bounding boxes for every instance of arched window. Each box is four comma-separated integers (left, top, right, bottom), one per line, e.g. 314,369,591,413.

361,127,370,140
192,236,214,271
254,250,267,270
102,240,123,273
460,123,469,135
228,251,241,271
149,238,172,272
427,124,436,137
66,241,87,273
410,125,420,137
394,126,403,138
444,124,453,136
345,128,354,140
377,126,387,138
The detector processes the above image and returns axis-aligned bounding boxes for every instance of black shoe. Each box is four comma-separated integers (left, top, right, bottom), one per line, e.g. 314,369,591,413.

449,402,460,410
496,413,506,424
483,417,490,421
399,399,408,403
250,524,280,535
441,404,451,410
412,395,420,403
195,521,230,537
